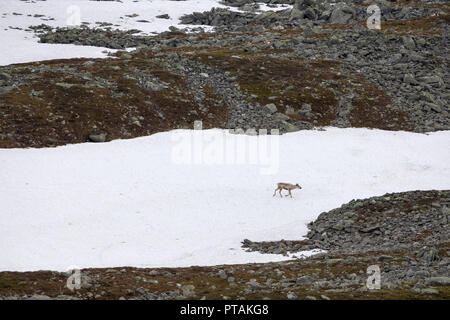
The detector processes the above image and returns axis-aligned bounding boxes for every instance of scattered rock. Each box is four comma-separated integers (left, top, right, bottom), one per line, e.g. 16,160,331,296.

88,134,107,143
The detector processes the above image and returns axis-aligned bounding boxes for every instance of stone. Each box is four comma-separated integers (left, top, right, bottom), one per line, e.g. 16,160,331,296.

425,277,450,286
298,104,312,114
217,269,228,279
156,14,170,19
286,291,298,300
181,284,196,297
377,255,393,262
27,294,52,300
88,134,107,143
304,8,317,20
403,74,417,85
0,72,11,81
274,112,290,121
329,4,354,24
81,275,94,289
282,121,299,132
56,295,81,300
285,106,296,115
421,91,435,103
402,36,415,50
265,103,277,114
420,288,439,295
55,82,75,89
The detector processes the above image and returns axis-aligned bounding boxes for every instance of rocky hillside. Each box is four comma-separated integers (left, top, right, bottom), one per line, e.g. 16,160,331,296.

1,190,449,300
1,0,449,148
1,0,448,301
243,190,450,253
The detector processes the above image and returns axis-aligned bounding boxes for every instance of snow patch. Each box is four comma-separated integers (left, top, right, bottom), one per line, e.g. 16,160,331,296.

1,128,449,271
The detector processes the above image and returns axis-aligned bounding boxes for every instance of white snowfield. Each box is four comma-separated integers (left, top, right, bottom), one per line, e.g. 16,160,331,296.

1,128,449,272
0,0,449,273
0,0,290,66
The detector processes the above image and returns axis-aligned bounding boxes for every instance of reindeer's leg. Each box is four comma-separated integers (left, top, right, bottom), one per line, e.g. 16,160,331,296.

288,189,293,198
273,188,279,197
279,188,283,197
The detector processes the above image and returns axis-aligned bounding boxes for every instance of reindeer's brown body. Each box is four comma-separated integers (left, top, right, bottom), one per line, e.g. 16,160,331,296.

273,182,302,198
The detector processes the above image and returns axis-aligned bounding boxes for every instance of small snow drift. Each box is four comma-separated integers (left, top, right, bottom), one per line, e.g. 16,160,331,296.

0,128,449,272
0,0,250,66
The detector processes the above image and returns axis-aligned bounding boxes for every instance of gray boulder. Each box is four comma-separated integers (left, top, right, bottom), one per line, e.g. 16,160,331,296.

329,3,355,24
425,277,450,286
265,103,278,114
88,134,107,143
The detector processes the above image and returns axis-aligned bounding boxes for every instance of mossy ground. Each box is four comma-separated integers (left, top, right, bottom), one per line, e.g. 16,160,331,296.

193,48,411,130
6,2,446,149
1,244,448,300
0,51,228,148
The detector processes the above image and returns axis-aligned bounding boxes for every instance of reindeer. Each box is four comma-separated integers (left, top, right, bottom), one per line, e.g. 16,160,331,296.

273,182,302,198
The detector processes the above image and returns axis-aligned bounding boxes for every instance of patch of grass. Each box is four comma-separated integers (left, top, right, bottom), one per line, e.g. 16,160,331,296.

0,277,22,289
1,246,449,300
0,50,228,148
194,50,344,126
347,74,413,131
192,48,412,130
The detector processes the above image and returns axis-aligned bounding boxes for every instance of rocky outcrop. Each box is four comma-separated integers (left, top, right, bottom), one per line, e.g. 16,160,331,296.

242,190,450,255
